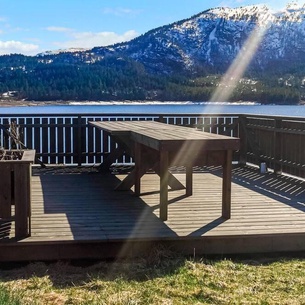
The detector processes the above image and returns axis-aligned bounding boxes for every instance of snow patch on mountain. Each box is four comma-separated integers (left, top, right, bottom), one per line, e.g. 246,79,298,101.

33,3,305,76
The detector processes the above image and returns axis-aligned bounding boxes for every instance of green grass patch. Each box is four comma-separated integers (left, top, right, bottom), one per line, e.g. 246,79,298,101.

1,251,305,304
0,287,21,305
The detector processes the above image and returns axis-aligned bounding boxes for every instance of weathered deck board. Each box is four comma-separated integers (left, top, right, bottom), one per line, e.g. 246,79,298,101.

1,165,305,261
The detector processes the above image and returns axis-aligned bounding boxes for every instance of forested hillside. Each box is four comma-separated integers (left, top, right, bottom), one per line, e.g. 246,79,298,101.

1,4,305,104
0,54,303,104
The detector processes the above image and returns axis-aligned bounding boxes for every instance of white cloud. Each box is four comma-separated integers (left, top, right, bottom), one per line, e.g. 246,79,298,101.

55,29,139,49
45,24,139,49
0,40,39,55
102,7,142,17
218,0,247,7
218,0,291,9
45,26,74,33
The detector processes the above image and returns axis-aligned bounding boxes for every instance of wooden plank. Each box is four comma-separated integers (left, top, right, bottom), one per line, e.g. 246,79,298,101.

57,117,64,164
49,117,56,164
14,163,31,239
131,129,240,152
1,164,305,261
41,118,49,163
33,118,41,159
64,117,73,164
0,164,12,219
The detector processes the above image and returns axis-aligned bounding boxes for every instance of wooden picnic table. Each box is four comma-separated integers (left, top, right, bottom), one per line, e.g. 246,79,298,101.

89,120,240,221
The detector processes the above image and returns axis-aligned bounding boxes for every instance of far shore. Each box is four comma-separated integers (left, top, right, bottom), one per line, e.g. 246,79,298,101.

0,99,304,107
0,99,71,107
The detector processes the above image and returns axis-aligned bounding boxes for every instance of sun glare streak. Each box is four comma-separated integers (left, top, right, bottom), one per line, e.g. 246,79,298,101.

167,22,270,166
157,19,272,207
210,24,268,105
115,12,272,260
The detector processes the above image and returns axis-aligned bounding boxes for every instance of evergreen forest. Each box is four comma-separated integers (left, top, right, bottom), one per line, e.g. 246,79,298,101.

0,54,303,104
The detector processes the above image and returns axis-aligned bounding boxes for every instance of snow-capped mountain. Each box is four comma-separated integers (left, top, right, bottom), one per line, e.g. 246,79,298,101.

38,48,89,56
1,3,305,103
35,3,305,75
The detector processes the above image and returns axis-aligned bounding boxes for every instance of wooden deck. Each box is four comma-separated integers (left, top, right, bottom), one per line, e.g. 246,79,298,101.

1,164,305,262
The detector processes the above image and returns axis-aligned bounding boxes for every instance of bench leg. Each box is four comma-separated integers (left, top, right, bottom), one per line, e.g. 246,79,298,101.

222,150,233,219
160,150,169,221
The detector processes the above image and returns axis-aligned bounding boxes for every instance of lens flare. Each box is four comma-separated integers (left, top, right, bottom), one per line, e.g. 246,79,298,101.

209,21,270,114
116,8,272,259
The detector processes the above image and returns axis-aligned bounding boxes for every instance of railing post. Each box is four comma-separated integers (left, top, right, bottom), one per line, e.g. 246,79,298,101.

3,119,10,149
158,115,165,123
196,117,204,130
238,115,247,165
274,118,283,175
77,115,82,166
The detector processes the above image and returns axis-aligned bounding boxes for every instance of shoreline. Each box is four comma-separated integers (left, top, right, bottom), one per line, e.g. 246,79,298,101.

0,99,71,107
0,99,260,107
0,99,303,107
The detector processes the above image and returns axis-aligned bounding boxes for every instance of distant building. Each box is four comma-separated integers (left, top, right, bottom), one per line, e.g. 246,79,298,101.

2,91,18,98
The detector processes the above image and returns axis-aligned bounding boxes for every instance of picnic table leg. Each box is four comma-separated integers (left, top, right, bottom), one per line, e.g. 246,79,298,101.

116,158,185,191
134,142,142,196
185,163,193,196
222,150,233,219
153,164,185,190
160,150,169,221
98,146,125,172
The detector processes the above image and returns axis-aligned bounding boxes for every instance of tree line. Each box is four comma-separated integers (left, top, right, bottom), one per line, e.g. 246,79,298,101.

0,54,303,104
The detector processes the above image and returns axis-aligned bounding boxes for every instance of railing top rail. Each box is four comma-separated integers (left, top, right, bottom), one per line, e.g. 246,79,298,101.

239,114,305,122
0,113,304,122
0,113,241,117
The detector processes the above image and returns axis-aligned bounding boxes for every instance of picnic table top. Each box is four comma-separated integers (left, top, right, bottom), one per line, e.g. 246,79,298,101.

89,120,189,133
89,120,240,151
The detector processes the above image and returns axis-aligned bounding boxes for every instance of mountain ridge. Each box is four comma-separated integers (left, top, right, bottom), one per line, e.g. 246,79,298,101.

39,3,305,74
1,3,305,103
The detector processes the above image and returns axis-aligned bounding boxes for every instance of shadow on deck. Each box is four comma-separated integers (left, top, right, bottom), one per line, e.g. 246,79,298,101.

0,164,305,262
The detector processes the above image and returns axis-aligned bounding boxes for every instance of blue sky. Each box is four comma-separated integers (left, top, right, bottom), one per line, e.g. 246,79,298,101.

0,0,295,55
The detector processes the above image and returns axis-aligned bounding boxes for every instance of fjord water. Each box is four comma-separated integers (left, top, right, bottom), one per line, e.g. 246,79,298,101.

0,103,305,117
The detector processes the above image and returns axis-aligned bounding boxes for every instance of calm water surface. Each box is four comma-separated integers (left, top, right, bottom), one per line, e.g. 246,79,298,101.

0,103,304,117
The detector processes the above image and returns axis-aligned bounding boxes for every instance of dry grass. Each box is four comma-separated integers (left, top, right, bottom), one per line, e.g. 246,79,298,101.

0,148,23,160
1,251,305,305
0,120,23,160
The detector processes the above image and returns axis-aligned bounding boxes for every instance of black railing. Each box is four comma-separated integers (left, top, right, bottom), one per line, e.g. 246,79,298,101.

239,114,305,178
